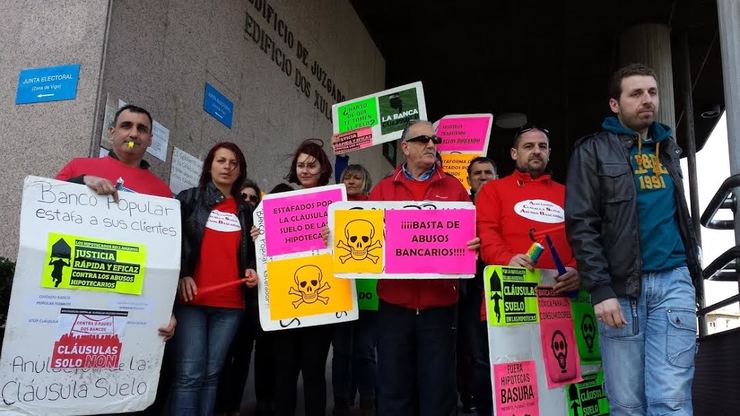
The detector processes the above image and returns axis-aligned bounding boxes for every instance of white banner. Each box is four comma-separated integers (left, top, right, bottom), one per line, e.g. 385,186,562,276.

0,177,181,415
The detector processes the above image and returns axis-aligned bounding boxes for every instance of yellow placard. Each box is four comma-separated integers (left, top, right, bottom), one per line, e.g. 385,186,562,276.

440,152,481,193
267,254,352,319
332,209,385,273
42,233,146,295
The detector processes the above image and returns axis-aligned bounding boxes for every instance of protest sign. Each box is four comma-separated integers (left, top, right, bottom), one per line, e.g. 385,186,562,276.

565,371,609,416
266,254,352,320
493,360,539,416
439,153,480,193
384,209,476,273
433,114,493,192
328,201,476,280
570,290,601,364
537,287,582,388
253,185,357,331
0,177,180,415
435,114,493,153
332,209,384,273
262,185,344,256
485,266,540,326
485,267,599,415
356,279,378,311
331,82,427,154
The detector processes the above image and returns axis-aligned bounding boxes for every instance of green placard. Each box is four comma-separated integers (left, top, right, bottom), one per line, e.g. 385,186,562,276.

571,289,601,364
336,97,379,133
378,87,420,135
484,265,540,326
43,233,146,295
356,279,378,311
566,371,610,416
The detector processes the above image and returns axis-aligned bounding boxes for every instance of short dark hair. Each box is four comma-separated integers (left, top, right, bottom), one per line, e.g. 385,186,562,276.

466,156,497,176
199,142,248,199
286,139,332,187
113,104,153,129
608,63,658,100
269,183,294,194
512,125,550,148
241,178,262,205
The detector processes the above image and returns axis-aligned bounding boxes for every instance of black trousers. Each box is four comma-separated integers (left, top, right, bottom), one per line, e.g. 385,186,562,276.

377,301,457,416
273,325,333,416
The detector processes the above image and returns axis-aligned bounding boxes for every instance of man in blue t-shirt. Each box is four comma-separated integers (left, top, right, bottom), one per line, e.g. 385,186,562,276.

565,63,701,416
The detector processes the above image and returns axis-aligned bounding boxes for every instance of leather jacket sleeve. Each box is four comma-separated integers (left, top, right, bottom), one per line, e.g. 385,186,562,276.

565,139,617,304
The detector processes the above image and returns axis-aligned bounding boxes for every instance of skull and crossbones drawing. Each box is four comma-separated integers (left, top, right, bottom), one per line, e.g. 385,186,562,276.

336,219,382,264
551,330,569,373
288,265,331,308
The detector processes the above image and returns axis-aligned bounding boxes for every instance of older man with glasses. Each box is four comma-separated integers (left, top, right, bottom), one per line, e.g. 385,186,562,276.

369,119,480,416
475,125,580,415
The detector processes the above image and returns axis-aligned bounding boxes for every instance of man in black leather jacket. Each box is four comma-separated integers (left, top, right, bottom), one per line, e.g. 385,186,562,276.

565,63,701,416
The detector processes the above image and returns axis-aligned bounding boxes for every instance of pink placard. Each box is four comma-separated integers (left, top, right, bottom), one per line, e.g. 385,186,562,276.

493,360,539,416
435,116,491,152
263,188,344,256
331,127,374,154
384,208,476,273
537,286,582,388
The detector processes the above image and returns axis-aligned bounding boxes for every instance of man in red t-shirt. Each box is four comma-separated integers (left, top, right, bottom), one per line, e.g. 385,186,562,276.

56,105,176,339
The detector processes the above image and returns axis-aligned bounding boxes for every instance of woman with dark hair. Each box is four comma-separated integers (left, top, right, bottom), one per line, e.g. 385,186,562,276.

215,178,263,416
253,139,335,416
170,142,258,415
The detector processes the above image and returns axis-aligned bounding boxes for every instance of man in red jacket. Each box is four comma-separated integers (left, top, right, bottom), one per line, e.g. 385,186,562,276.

474,125,579,415
370,119,479,416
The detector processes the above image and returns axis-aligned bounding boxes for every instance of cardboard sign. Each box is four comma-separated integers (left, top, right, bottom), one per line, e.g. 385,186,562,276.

435,114,493,153
566,372,609,416
329,201,476,280
493,360,539,416
266,254,353,320
485,266,540,326
384,209,476,273
331,127,374,155
262,185,345,256
42,233,146,294
253,185,357,331
571,290,601,364
0,177,180,415
333,209,385,273
537,287,582,388
331,82,427,154
356,279,378,311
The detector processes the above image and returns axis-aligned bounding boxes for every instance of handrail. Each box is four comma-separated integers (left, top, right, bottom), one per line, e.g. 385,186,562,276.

700,174,740,229
702,246,740,280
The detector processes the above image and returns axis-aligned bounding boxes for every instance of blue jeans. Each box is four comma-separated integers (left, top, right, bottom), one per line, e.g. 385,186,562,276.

598,266,696,415
170,305,243,416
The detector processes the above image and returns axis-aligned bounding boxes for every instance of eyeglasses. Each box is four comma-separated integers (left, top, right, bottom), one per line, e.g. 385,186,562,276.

514,125,550,140
241,193,259,203
405,134,442,145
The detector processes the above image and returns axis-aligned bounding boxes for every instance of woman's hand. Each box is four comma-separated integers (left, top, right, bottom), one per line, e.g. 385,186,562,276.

158,313,177,341
178,276,198,302
244,269,259,288
250,225,262,242
321,225,331,247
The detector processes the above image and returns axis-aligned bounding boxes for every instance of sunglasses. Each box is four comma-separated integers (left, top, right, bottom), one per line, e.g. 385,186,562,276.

241,193,259,203
405,134,442,145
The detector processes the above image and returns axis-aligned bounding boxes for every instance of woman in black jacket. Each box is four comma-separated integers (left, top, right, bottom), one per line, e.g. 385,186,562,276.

170,142,258,416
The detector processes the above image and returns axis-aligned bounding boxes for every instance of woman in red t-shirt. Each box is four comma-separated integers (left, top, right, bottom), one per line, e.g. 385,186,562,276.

170,142,257,415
